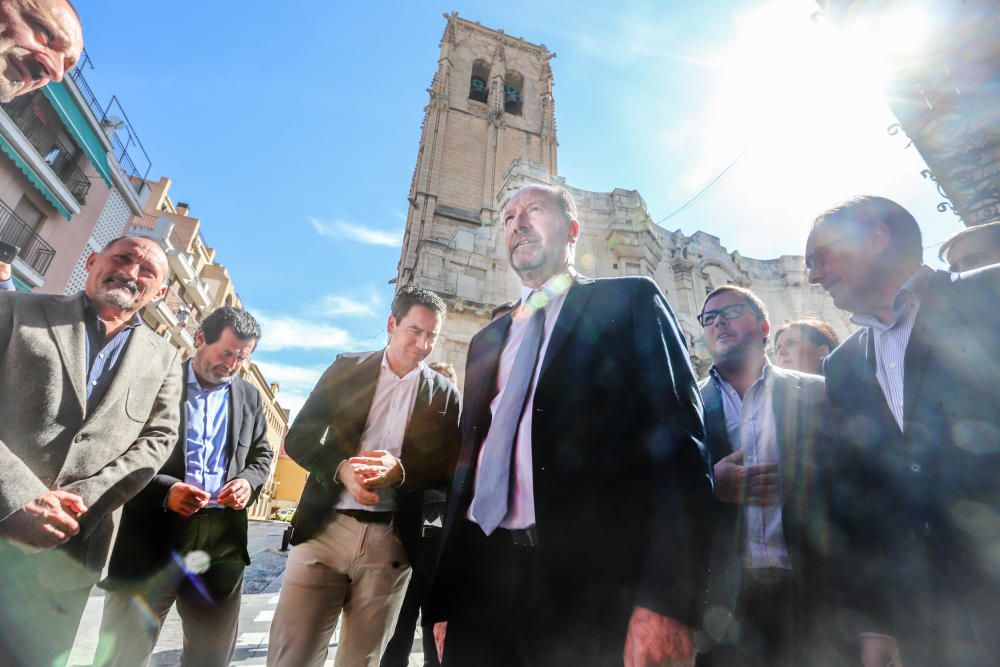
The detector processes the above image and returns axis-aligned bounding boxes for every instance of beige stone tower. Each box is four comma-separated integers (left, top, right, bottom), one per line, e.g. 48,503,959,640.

395,14,558,375
396,14,854,382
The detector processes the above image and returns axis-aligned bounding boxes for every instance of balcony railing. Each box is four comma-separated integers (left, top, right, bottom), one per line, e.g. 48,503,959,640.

67,50,106,125
1,93,92,203
0,198,55,276
67,50,152,196
100,95,151,193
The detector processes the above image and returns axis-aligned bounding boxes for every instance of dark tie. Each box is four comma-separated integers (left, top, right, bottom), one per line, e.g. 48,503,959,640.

470,299,546,535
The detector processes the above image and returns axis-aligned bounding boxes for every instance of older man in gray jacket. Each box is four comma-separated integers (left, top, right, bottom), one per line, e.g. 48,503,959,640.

0,236,182,667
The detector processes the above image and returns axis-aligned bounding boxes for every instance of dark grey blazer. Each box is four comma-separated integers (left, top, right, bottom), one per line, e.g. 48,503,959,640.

822,266,1000,660
699,366,830,643
430,276,713,634
106,361,274,584
0,291,182,588
285,350,461,561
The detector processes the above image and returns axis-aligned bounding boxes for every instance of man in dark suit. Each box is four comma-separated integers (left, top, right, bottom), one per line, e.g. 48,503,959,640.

99,306,273,666
0,235,182,666
428,184,713,667
806,195,1000,667
267,286,461,667
695,285,829,667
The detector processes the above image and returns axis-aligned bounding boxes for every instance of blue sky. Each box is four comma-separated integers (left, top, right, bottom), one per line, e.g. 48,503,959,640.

76,1,960,414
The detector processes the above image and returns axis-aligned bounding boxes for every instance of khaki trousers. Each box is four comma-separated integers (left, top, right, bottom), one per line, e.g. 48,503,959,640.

267,513,411,667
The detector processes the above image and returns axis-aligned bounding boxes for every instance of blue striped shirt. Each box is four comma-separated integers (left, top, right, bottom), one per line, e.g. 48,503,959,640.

82,297,143,413
184,363,233,507
850,266,934,431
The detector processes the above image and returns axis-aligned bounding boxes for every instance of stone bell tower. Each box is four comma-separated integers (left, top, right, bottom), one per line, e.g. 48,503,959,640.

394,13,558,374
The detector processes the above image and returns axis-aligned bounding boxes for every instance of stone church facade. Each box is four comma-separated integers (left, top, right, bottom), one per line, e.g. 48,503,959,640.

395,14,852,380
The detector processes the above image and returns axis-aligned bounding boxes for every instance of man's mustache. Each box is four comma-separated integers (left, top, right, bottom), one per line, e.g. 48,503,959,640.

104,275,138,294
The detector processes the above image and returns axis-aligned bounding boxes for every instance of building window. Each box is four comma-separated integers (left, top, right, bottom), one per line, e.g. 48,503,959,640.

504,70,523,115
469,59,489,103
625,262,641,276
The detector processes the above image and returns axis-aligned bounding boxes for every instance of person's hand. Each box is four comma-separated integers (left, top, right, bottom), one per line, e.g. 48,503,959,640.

713,449,779,505
351,450,404,490
216,478,252,510
434,621,447,663
860,634,903,667
0,490,88,549
166,482,210,517
0,261,11,281
337,461,380,505
623,606,696,667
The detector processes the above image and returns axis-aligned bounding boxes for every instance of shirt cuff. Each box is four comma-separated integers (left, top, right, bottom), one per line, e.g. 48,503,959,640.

333,460,347,485
396,460,406,487
0,277,14,292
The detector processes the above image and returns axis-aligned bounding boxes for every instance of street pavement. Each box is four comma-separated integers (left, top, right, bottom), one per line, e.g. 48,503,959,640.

68,520,428,666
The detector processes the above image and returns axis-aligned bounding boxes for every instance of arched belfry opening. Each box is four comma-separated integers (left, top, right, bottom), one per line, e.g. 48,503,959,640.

504,70,524,115
469,59,490,103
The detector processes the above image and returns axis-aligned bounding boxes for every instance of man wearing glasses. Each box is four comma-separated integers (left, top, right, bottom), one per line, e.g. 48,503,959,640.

806,195,1000,667
695,285,830,667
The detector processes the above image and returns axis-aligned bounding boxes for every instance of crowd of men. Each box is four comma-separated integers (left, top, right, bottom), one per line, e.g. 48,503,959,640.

1,1,1000,666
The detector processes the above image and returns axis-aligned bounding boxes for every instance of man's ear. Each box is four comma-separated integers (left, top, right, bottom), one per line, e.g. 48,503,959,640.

870,221,892,255
567,219,580,244
193,329,204,349
387,314,397,337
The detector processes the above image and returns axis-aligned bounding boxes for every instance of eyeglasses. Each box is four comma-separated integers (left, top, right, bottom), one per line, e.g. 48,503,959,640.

804,235,851,275
698,303,754,327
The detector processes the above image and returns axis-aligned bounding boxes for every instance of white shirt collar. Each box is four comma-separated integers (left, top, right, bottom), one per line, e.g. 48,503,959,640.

518,267,577,311
380,349,433,382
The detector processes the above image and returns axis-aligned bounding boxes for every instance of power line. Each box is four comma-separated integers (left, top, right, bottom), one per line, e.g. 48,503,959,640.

655,149,748,226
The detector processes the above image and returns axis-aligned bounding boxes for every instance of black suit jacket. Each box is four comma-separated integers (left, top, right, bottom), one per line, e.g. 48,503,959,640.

286,350,461,561
821,267,1000,651
700,366,830,643
106,362,274,584
431,276,713,628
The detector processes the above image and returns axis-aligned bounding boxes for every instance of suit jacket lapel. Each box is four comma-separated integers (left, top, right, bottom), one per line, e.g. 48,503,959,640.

903,271,948,423
227,377,245,480
770,369,800,506
537,277,595,381
87,326,154,421
43,294,87,415
701,379,733,463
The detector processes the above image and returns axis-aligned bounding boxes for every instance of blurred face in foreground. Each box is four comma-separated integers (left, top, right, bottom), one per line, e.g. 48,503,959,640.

0,0,82,102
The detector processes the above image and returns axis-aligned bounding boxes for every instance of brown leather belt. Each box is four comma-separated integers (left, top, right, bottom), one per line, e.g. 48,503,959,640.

337,509,392,524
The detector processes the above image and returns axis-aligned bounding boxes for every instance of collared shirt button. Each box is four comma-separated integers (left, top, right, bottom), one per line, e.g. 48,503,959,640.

910,462,922,473
889,362,897,369
91,380,97,386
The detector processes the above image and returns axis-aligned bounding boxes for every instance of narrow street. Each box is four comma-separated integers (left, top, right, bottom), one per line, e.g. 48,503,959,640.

68,520,428,666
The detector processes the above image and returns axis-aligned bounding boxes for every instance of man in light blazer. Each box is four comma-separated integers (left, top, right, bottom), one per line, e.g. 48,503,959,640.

695,285,831,667
100,306,273,666
0,235,182,666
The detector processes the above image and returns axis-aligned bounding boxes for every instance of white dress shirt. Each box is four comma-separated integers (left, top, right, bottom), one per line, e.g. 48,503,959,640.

849,265,934,431
469,270,575,530
337,351,430,512
711,362,791,570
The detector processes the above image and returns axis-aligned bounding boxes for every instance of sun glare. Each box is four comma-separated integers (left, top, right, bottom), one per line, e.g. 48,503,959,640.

683,0,912,223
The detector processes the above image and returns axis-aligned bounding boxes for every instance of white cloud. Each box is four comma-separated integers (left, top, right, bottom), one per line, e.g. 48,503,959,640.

254,312,360,352
252,359,327,418
309,291,382,319
307,217,402,247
